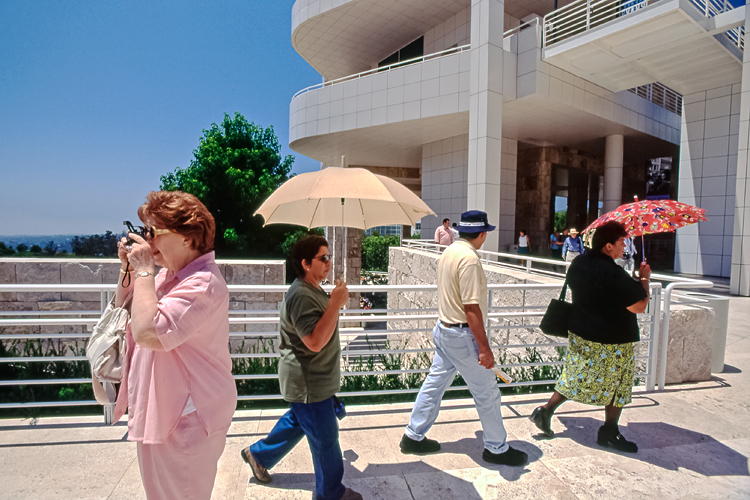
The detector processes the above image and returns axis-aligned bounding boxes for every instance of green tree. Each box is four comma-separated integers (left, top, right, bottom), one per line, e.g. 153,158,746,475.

361,235,400,272
554,211,567,233
15,243,28,253
0,242,15,256
29,245,42,253
160,112,296,256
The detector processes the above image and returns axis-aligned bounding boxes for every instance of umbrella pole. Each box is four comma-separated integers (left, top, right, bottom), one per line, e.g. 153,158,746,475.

641,234,646,263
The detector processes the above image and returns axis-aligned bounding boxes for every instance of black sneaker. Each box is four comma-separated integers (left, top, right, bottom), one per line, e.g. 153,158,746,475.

482,446,529,466
597,425,638,453
529,406,554,437
399,434,441,454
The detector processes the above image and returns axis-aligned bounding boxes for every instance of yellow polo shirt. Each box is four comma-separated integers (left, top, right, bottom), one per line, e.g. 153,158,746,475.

437,238,487,324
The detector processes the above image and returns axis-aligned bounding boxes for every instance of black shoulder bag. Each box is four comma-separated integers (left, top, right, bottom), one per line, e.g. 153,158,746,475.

539,279,571,338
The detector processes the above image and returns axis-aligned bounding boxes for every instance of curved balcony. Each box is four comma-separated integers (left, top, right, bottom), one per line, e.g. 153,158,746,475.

289,46,471,168
292,0,470,80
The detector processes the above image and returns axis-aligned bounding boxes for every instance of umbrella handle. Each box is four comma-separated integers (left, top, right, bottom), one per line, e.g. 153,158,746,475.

641,235,646,263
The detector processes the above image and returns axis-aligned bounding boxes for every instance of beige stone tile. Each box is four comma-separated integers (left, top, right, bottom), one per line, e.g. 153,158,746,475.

542,447,745,500
213,437,254,500
0,439,137,499
108,456,147,500
245,474,414,500
405,465,579,500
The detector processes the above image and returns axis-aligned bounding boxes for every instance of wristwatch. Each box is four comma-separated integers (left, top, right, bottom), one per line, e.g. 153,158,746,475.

135,271,154,279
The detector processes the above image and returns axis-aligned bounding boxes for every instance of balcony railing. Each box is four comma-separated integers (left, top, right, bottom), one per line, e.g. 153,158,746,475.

291,19,545,102
628,82,683,115
292,44,471,101
543,0,745,50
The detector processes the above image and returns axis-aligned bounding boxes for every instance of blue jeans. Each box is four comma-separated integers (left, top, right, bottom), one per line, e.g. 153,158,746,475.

249,397,346,500
405,322,509,454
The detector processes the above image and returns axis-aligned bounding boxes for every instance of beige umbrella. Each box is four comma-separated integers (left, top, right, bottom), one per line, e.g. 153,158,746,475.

255,167,434,229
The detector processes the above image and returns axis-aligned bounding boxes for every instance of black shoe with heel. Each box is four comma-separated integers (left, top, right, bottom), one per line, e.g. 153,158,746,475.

597,425,638,453
529,406,554,437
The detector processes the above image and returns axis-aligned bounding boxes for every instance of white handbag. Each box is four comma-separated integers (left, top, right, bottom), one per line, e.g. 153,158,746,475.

86,292,132,404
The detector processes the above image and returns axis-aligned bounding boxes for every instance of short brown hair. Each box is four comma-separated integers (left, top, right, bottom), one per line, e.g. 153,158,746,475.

137,191,215,254
591,221,628,252
291,235,328,279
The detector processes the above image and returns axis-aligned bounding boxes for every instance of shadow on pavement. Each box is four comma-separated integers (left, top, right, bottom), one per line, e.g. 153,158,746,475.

555,416,750,476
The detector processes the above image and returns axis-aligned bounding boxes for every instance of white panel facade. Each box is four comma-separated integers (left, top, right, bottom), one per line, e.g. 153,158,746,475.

675,84,742,278
731,4,750,296
421,135,469,237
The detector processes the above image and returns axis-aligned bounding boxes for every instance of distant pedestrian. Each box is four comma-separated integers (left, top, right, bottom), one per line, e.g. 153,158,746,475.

615,236,637,273
518,229,530,255
561,228,585,262
530,221,651,453
400,210,529,467
434,218,454,248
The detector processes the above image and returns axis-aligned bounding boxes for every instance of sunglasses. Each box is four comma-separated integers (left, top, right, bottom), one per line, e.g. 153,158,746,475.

314,254,331,264
124,221,173,241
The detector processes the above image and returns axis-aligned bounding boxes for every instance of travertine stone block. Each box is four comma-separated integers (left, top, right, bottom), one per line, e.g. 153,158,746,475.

15,262,61,301
658,305,714,384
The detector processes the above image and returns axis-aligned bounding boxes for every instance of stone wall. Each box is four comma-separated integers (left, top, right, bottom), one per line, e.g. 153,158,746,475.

387,246,714,385
0,257,285,338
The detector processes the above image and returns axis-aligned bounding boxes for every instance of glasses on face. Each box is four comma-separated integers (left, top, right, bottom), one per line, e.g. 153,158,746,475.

124,220,173,240
314,254,331,264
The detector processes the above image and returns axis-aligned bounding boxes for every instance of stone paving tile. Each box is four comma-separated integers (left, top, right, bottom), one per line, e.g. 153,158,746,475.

403,465,580,500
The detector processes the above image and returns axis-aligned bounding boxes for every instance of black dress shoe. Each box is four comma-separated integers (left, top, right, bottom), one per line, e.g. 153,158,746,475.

482,446,528,466
400,434,441,454
529,406,554,437
597,425,638,453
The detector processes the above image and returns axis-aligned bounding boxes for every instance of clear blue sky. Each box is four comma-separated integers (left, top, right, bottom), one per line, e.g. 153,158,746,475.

0,1,321,236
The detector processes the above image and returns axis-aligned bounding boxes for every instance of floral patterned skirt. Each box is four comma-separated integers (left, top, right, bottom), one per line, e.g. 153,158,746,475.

555,332,635,408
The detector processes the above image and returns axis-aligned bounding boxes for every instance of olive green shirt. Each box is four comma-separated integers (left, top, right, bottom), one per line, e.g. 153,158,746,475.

278,279,341,403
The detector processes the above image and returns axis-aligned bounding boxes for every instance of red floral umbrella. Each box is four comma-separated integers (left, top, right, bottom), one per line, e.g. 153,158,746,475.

582,197,707,260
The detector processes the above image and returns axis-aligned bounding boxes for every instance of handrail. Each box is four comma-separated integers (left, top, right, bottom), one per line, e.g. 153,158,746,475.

291,17,545,102
543,0,744,49
627,82,683,116
292,44,471,100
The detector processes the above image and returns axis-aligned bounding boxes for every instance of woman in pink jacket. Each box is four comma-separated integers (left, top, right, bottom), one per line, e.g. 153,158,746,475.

113,191,237,499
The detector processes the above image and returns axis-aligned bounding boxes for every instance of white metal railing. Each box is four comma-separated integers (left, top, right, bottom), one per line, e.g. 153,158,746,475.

0,278,664,422
400,238,714,390
543,0,745,50
628,82,683,115
292,44,471,100
291,18,544,103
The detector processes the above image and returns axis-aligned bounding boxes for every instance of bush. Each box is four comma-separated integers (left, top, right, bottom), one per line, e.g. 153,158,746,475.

29,245,42,253
361,235,400,272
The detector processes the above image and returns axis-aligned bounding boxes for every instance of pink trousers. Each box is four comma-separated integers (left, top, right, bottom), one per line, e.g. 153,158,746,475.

137,412,228,500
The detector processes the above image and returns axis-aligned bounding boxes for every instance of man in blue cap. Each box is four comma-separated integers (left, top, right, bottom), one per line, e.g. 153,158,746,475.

399,210,528,466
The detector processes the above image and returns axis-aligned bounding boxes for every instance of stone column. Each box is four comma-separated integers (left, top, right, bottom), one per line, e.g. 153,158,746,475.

468,0,505,252
730,5,750,296
603,134,624,213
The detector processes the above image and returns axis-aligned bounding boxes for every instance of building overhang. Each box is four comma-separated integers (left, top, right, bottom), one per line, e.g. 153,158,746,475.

542,0,745,95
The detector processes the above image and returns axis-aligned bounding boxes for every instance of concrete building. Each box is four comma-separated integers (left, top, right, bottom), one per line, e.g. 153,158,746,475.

287,0,749,295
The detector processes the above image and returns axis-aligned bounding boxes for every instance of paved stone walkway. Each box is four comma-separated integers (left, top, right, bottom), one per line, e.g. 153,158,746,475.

1,297,748,499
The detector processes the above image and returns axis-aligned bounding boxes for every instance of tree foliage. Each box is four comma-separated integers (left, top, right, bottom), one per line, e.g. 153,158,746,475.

71,231,121,257
160,112,296,257
361,235,400,272
0,242,15,256
554,211,567,233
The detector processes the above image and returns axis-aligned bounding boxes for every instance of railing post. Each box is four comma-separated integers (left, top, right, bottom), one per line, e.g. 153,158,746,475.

486,290,493,338
646,285,662,392
525,259,532,274
103,403,114,425
586,0,591,30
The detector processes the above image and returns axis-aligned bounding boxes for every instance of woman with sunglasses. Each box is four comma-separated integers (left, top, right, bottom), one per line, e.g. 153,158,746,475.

112,190,237,499
241,235,362,500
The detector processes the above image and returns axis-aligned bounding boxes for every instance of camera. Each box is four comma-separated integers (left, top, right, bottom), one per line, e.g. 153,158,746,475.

124,220,152,245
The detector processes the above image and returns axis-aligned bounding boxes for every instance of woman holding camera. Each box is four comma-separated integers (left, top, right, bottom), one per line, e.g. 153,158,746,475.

112,190,237,499
530,221,651,453
241,235,362,500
